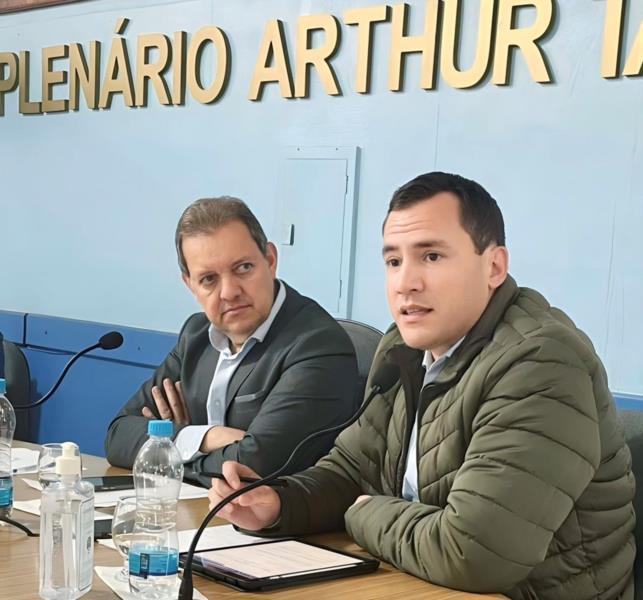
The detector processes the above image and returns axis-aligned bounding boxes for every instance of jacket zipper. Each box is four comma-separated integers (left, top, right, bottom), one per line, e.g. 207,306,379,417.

394,366,421,497
393,377,457,498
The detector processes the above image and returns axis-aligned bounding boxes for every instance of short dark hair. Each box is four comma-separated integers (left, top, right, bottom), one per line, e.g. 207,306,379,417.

384,172,506,254
175,197,268,275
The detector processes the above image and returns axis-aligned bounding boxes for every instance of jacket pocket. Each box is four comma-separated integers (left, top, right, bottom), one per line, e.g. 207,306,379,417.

234,390,268,403
229,390,268,430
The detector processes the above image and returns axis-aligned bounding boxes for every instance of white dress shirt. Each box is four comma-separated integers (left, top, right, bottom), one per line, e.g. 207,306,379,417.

174,280,287,462
402,337,465,502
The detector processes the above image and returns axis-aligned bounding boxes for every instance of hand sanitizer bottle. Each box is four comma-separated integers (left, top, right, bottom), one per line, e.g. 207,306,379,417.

39,442,94,599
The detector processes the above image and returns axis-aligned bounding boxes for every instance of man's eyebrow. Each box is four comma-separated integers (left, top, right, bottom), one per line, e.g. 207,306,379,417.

231,256,254,268
192,268,217,278
382,240,449,255
193,255,255,276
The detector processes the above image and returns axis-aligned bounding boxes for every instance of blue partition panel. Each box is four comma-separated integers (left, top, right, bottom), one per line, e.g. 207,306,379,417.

26,313,175,365
614,393,643,411
0,310,27,344
23,314,177,457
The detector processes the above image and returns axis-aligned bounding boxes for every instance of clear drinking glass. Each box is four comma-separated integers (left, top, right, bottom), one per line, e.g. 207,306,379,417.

38,443,82,489
38,443,63,489
111,495,137,582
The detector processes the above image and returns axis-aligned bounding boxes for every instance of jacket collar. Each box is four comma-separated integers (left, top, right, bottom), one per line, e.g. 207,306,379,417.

223,281,306,404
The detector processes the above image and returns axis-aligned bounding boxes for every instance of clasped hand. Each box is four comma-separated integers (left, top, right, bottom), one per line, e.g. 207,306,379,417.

141,379,245,452
142,378,190,425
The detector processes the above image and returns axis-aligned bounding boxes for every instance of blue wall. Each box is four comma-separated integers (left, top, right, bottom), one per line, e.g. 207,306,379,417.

1,0,642,397
0,309,176,456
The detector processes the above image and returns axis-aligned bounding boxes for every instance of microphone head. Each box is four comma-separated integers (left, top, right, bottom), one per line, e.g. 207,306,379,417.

98,331,124,350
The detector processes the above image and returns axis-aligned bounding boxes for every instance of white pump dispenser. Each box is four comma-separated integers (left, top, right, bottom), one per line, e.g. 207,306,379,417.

39,442,94,599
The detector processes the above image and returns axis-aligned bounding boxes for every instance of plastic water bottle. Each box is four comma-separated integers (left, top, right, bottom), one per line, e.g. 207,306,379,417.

39,441,94,599
129,420,183,599
0,378,16,520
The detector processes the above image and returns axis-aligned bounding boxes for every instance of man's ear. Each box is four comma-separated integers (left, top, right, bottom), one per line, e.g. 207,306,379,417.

488,245,509,291
266,242,278,277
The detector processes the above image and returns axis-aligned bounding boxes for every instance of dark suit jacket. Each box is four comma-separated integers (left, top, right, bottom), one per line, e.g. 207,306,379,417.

104,283,359,485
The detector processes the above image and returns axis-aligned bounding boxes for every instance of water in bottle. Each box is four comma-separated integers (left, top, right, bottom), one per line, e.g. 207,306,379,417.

0,378,16,519
39,441,94,599
129,420,183,599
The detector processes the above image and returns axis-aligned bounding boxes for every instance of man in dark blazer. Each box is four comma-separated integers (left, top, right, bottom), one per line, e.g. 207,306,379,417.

104,197,359,485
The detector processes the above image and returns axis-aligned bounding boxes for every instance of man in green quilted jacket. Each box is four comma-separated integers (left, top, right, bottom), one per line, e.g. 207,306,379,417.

208,172,636,599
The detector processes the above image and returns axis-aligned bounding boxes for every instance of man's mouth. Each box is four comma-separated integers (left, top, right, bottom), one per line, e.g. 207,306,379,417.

223,305,251,316
400,305,432,317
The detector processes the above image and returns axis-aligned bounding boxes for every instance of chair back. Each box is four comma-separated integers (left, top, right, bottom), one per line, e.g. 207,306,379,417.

336,318,383,404
1,336,31,440
620,409,643,599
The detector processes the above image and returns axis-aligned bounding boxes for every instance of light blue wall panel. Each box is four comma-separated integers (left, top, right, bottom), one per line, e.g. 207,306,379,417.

0,0,642,397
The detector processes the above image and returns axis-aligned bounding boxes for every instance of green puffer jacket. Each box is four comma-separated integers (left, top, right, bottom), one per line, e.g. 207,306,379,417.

267,276,636,599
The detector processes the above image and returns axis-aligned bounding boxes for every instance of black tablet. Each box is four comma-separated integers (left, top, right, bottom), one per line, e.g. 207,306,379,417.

93,517,113,540
180,538,379,591
83,475,134,492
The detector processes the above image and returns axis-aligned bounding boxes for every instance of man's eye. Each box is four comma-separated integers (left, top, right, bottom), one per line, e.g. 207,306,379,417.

385,258,400,268
237,263,253,274
425,253,440,262
200,275,216,285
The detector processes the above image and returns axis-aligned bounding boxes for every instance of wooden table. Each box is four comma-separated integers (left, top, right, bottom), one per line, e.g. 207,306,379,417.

0,443,507,599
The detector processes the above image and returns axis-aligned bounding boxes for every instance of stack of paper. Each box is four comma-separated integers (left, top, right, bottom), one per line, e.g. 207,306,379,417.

13,498,112,521
20,478,209,508
11,448,39,474
95,566,207,599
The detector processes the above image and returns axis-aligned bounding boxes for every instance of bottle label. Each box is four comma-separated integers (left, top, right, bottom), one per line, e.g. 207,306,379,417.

78,498,94,589
129,548,179,579
0,479,13,508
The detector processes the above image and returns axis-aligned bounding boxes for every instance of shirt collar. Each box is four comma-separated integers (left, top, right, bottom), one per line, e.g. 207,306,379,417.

208,280,286,355
422,336,466,370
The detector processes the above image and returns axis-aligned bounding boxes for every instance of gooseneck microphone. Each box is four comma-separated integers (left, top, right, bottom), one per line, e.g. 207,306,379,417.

178,362,400,600
14,331,124,410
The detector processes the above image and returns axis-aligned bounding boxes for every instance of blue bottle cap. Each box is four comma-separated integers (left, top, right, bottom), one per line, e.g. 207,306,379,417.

0,379,6,394
148,420,173,437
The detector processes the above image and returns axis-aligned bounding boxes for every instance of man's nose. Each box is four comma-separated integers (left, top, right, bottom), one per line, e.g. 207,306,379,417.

219,274,242,301
396,262,424,295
